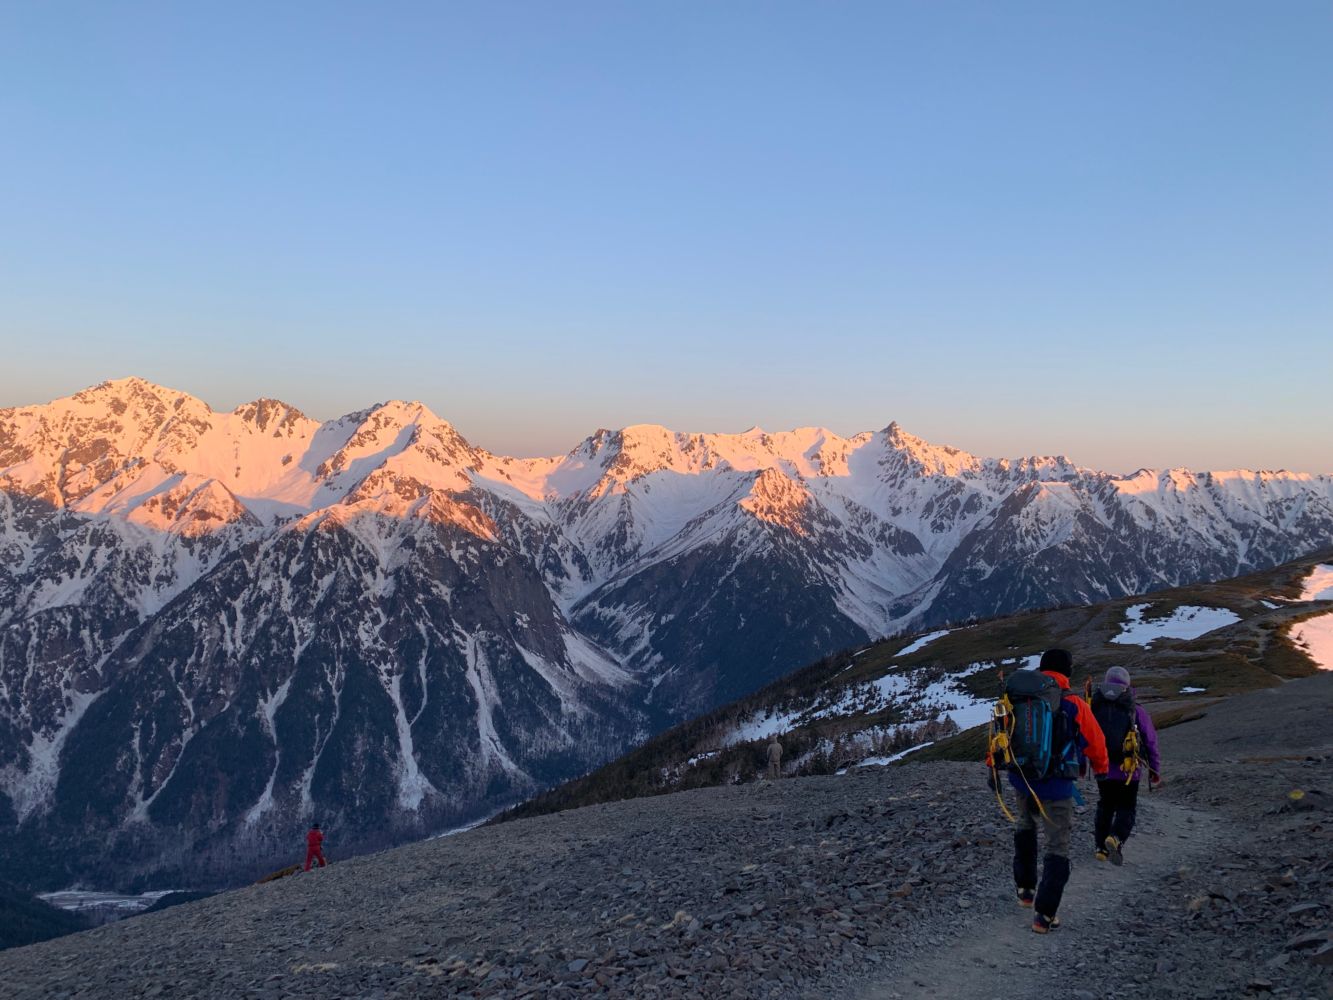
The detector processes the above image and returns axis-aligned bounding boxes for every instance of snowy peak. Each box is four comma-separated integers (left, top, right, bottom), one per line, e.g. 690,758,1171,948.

561,424,864,499
315,401,479,506
738,468,815,535
879,422,982,479
73,467,259,536
299,486,497,547
72,375,201,413
317,401,467,474
231,398,313,437
0,381,495,525
0,378,212,506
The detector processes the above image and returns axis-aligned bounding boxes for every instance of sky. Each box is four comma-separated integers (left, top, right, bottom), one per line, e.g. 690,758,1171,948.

0,2,1330,474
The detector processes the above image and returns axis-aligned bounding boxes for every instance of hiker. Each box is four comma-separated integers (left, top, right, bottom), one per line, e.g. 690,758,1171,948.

988,648,1108,934
767,736,783,779
1091,666,1162,865
304,823,326,871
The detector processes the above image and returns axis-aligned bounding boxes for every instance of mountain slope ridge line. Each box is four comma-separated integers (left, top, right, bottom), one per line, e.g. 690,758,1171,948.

1,674,1328,998
2,378,1332,888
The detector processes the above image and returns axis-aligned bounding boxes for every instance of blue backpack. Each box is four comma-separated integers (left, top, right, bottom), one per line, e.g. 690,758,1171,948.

1002,671,1079,781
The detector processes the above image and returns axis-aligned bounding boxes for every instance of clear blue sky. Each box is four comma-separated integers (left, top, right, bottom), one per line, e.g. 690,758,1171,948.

1,2,1329,473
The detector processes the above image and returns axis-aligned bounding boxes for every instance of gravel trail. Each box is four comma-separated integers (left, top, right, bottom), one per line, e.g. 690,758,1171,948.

858,797,1228,999
2,675,1330,999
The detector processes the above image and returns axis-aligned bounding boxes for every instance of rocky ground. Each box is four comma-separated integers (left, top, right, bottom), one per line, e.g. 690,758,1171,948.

1,675,1329,999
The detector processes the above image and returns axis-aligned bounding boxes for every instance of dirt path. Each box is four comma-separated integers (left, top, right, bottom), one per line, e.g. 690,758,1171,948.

856,795,1227,1000
2,676,1327,999
853,674,1333,1000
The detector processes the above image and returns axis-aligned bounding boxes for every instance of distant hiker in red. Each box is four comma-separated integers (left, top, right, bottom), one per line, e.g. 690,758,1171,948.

304,823,326,871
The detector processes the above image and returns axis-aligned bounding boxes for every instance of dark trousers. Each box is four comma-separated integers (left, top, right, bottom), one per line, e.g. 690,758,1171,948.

1012,793,1074,918
1094,779,1140,847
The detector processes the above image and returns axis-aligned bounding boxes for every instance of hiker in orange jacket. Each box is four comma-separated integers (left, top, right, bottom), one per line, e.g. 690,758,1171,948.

304,823,326,871
994,649,1108,933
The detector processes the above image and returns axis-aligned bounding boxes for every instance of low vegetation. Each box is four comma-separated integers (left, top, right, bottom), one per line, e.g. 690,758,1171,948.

0,884,88,952
498,551,1333,824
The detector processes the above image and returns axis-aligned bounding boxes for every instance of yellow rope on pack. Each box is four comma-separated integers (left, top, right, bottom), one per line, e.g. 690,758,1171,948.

985,693,1053,824
1012,758,1054,824
987,695,1017,822
1121,729,1144,785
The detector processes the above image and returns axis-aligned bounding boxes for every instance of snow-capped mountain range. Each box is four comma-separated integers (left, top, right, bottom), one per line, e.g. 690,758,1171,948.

3,377,1332,885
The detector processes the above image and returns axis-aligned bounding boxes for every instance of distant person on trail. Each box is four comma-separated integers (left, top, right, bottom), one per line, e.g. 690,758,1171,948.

767,737,783,779
987,648,1108,934
1091,666,1162,866
304,823,326,871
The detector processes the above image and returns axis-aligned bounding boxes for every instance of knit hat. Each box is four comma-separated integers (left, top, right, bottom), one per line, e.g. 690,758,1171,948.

1105,666,1131,687
1039,648,1073,677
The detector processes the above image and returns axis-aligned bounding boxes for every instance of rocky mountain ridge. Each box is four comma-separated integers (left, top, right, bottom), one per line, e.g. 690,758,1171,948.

3,377,1332,886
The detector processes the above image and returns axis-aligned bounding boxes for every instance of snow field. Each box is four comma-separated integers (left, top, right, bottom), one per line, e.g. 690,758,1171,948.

730,654,1038,753
1299,564,1333,602
1112,604,1241,646
895,629,951,657
1288,611,1333,672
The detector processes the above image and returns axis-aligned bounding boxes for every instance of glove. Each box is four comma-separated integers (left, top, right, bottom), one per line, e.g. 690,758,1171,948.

1150,773,1164,788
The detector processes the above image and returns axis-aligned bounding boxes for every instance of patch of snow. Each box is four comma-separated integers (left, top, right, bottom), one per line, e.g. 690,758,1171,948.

1288,610,1333,671
38,889,183,915
857,742,935,767
1,687,104,821
561,629,635,687
462,635,526,777
1111,604,1241,647
896,629,950,657
920,679,992,731
1260,600,1280,609
729,656,1002,750
1180,686,1208,694
244,678,293,825
389,671,437,811
732,709,805,744
428,812,499,840
1299,564,1333,601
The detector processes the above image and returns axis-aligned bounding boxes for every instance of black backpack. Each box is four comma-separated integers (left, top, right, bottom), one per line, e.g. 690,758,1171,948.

1002,671,1079,781
1091,683,1138,770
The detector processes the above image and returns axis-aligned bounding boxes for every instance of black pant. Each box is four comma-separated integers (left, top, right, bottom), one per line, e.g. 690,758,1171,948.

1094,779,1140,848
1012,794,1075,918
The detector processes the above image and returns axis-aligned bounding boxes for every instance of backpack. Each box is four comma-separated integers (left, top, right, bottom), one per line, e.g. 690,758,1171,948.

1000,671,1079,781
1092,684,1140,775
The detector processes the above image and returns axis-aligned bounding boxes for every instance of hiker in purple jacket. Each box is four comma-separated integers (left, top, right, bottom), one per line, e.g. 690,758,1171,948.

1090,666,1162,865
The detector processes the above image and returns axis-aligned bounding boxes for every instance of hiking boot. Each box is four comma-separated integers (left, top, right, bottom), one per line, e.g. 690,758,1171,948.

1031,912,1061,934
1016,888,1035,908
1103,835,1124,866
1094,849,1108,862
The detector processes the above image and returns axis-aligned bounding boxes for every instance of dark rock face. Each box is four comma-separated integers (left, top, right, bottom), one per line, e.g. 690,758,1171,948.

2,380,1332,888
574,523,870,714
3,510,647,888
